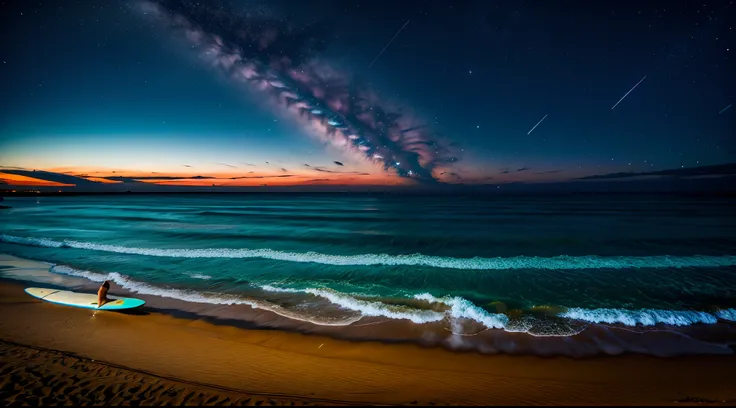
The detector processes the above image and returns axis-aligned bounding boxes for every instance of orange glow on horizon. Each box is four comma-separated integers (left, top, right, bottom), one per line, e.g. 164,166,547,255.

82,177,122,184
0,172,75,187
143,172,407,186
40,164,406,185
2,164,478,188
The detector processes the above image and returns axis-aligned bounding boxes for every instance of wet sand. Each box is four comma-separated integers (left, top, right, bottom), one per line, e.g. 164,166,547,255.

0,340,348,406
1,257,736,405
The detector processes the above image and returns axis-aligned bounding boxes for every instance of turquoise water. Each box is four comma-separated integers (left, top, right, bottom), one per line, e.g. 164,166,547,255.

1,194,735,355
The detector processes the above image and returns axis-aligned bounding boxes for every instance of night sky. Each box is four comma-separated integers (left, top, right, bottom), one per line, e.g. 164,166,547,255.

0,0,734,190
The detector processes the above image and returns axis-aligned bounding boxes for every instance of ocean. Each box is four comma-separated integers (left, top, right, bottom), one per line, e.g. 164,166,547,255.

1,193,735,357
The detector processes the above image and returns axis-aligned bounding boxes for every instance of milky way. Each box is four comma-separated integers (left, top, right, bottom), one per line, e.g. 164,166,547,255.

139,0,458,183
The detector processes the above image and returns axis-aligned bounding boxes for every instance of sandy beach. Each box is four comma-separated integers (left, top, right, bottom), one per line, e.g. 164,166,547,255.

1,256,736,406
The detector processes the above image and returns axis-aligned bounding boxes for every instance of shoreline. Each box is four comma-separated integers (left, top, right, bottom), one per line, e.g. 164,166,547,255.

5,251,736,358
2,263,736,405
2,251,736,358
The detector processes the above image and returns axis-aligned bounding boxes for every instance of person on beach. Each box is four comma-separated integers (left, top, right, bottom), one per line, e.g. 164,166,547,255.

97,281,111,307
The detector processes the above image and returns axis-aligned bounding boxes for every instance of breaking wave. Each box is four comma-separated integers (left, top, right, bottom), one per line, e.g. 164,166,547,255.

4,234,736,270
46,263,735,333
559,307,720,326
50,265,361,327
260,285,444,324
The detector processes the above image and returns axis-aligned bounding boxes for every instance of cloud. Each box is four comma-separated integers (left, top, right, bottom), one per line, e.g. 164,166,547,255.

535,170,562,175
102,177,145,183
306,178,332,182
304,164,311,167
104,175,216,182
214,162,237,169
241,162,257,167
6,167,288,189
281,168,289,172
182,164,192,168
0,169,98,185
401,125,425,134
333,161,344,166
439,172,463,182
93,173,299,182
500,168,510,174
517,167,530,172
234,174,295,179
578,163,736,180
312,167,368,175
137,174,297,181
139,0,458,183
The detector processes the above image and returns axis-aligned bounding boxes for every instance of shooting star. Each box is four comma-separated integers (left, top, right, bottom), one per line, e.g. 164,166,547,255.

719,104,732,114
611,76,647,110
527,114,548,135
368,20,411,68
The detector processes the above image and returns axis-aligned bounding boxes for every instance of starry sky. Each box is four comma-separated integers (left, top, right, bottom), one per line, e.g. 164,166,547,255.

0,0,734,190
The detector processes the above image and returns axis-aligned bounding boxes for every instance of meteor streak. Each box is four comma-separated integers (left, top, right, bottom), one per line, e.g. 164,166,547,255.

611,76,647,110
527,114,548,135
368,20,411,69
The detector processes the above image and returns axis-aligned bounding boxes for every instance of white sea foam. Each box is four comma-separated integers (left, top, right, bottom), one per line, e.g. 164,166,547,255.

4,234,736,271
417,293,730,329
50,265,361,326
414,293,509,329
2,235,65,248
559,307,719,326
188,274,212,280
48,264,733,331
260,285,444,324
716,309,736,321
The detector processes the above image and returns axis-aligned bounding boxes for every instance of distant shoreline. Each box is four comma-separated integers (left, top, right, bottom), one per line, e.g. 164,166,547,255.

2,190,736,198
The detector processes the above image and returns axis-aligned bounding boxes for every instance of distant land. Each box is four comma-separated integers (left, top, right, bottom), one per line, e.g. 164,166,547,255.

2,177,735,197
2,163,735,195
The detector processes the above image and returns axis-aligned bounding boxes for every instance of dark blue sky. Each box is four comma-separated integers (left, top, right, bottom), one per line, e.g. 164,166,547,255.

0,0,734,189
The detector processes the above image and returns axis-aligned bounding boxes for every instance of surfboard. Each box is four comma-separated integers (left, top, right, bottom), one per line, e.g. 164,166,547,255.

25,287,146,311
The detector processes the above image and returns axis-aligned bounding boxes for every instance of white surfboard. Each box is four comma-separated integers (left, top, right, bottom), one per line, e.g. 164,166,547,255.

25,287,146,310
